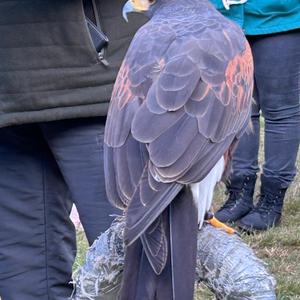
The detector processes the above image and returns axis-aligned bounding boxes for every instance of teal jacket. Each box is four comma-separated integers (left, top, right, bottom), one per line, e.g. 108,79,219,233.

210,0,300,35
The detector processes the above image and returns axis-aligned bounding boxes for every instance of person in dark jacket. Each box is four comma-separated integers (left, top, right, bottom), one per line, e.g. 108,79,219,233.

211,0,300,232
0,1,146,299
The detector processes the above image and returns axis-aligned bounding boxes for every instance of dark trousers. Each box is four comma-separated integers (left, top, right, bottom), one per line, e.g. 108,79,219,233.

0,117,117,300
232,30,300,188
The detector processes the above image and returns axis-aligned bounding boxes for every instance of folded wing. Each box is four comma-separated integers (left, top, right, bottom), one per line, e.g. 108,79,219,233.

104,21,253,274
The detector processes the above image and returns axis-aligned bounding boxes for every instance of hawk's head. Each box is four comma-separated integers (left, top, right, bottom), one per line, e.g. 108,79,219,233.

123,0,157,21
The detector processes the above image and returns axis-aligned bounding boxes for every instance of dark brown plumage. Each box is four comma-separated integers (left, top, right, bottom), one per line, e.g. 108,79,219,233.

104,0,253,298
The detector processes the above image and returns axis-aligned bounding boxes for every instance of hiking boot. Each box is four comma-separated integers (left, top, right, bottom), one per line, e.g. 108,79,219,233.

215,175,256,223
237,175,287,233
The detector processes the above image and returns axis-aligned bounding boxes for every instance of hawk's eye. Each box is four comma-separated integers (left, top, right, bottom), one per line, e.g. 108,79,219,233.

149,0,156,4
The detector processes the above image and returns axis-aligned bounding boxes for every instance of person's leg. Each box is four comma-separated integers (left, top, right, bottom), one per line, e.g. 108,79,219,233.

215,87,260,222
40,117,119,245
0,125,75,300
231,102,260,177
239,30,300,231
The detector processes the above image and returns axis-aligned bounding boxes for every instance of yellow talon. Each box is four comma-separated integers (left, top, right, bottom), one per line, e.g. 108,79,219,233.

206,216,236,235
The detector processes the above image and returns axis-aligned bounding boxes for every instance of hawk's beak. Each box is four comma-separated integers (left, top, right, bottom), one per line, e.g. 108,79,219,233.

123,0,150,22
122,1,136,22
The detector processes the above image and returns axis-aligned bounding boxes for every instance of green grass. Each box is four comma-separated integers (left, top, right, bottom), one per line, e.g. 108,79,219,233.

74,230,89,271
75,122,300,299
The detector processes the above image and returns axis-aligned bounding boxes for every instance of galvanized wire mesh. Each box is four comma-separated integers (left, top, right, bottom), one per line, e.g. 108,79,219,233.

196,225,276,299
72,218,124,300
72,218,276,300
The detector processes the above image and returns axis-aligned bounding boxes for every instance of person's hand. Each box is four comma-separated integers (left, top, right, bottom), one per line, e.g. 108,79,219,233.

222,0,247,10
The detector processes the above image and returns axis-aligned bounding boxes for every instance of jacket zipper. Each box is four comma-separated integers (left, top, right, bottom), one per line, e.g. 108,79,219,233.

91,0,109,66
98,50,109,66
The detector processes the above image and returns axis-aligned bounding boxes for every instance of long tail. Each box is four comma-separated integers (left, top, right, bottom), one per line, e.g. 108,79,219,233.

119,188,198,300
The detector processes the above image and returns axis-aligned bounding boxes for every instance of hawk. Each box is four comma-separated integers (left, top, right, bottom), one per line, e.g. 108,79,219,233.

104,0,253,298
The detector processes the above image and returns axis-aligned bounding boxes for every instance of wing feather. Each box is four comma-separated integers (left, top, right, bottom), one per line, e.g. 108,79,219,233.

140,216,168,275
132,101,185,143
147,114,199,167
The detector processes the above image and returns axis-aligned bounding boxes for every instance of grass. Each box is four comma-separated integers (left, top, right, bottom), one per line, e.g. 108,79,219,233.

75,121,300,299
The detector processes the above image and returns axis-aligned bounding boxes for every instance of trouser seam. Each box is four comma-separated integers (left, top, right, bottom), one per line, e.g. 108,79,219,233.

42,157,50,300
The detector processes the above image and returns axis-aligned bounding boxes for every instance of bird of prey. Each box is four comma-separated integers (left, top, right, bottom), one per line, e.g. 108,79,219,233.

104,0,253,298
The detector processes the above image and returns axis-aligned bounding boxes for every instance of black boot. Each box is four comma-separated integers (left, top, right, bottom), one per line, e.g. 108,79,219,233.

237,175,287,232
215,175,257,223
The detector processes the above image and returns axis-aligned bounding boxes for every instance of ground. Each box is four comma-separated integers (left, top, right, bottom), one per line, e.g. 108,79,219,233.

75,122,300,299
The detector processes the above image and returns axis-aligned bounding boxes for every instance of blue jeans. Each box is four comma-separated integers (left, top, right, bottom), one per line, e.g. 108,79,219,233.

232,30,300,188
0,117,117,300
